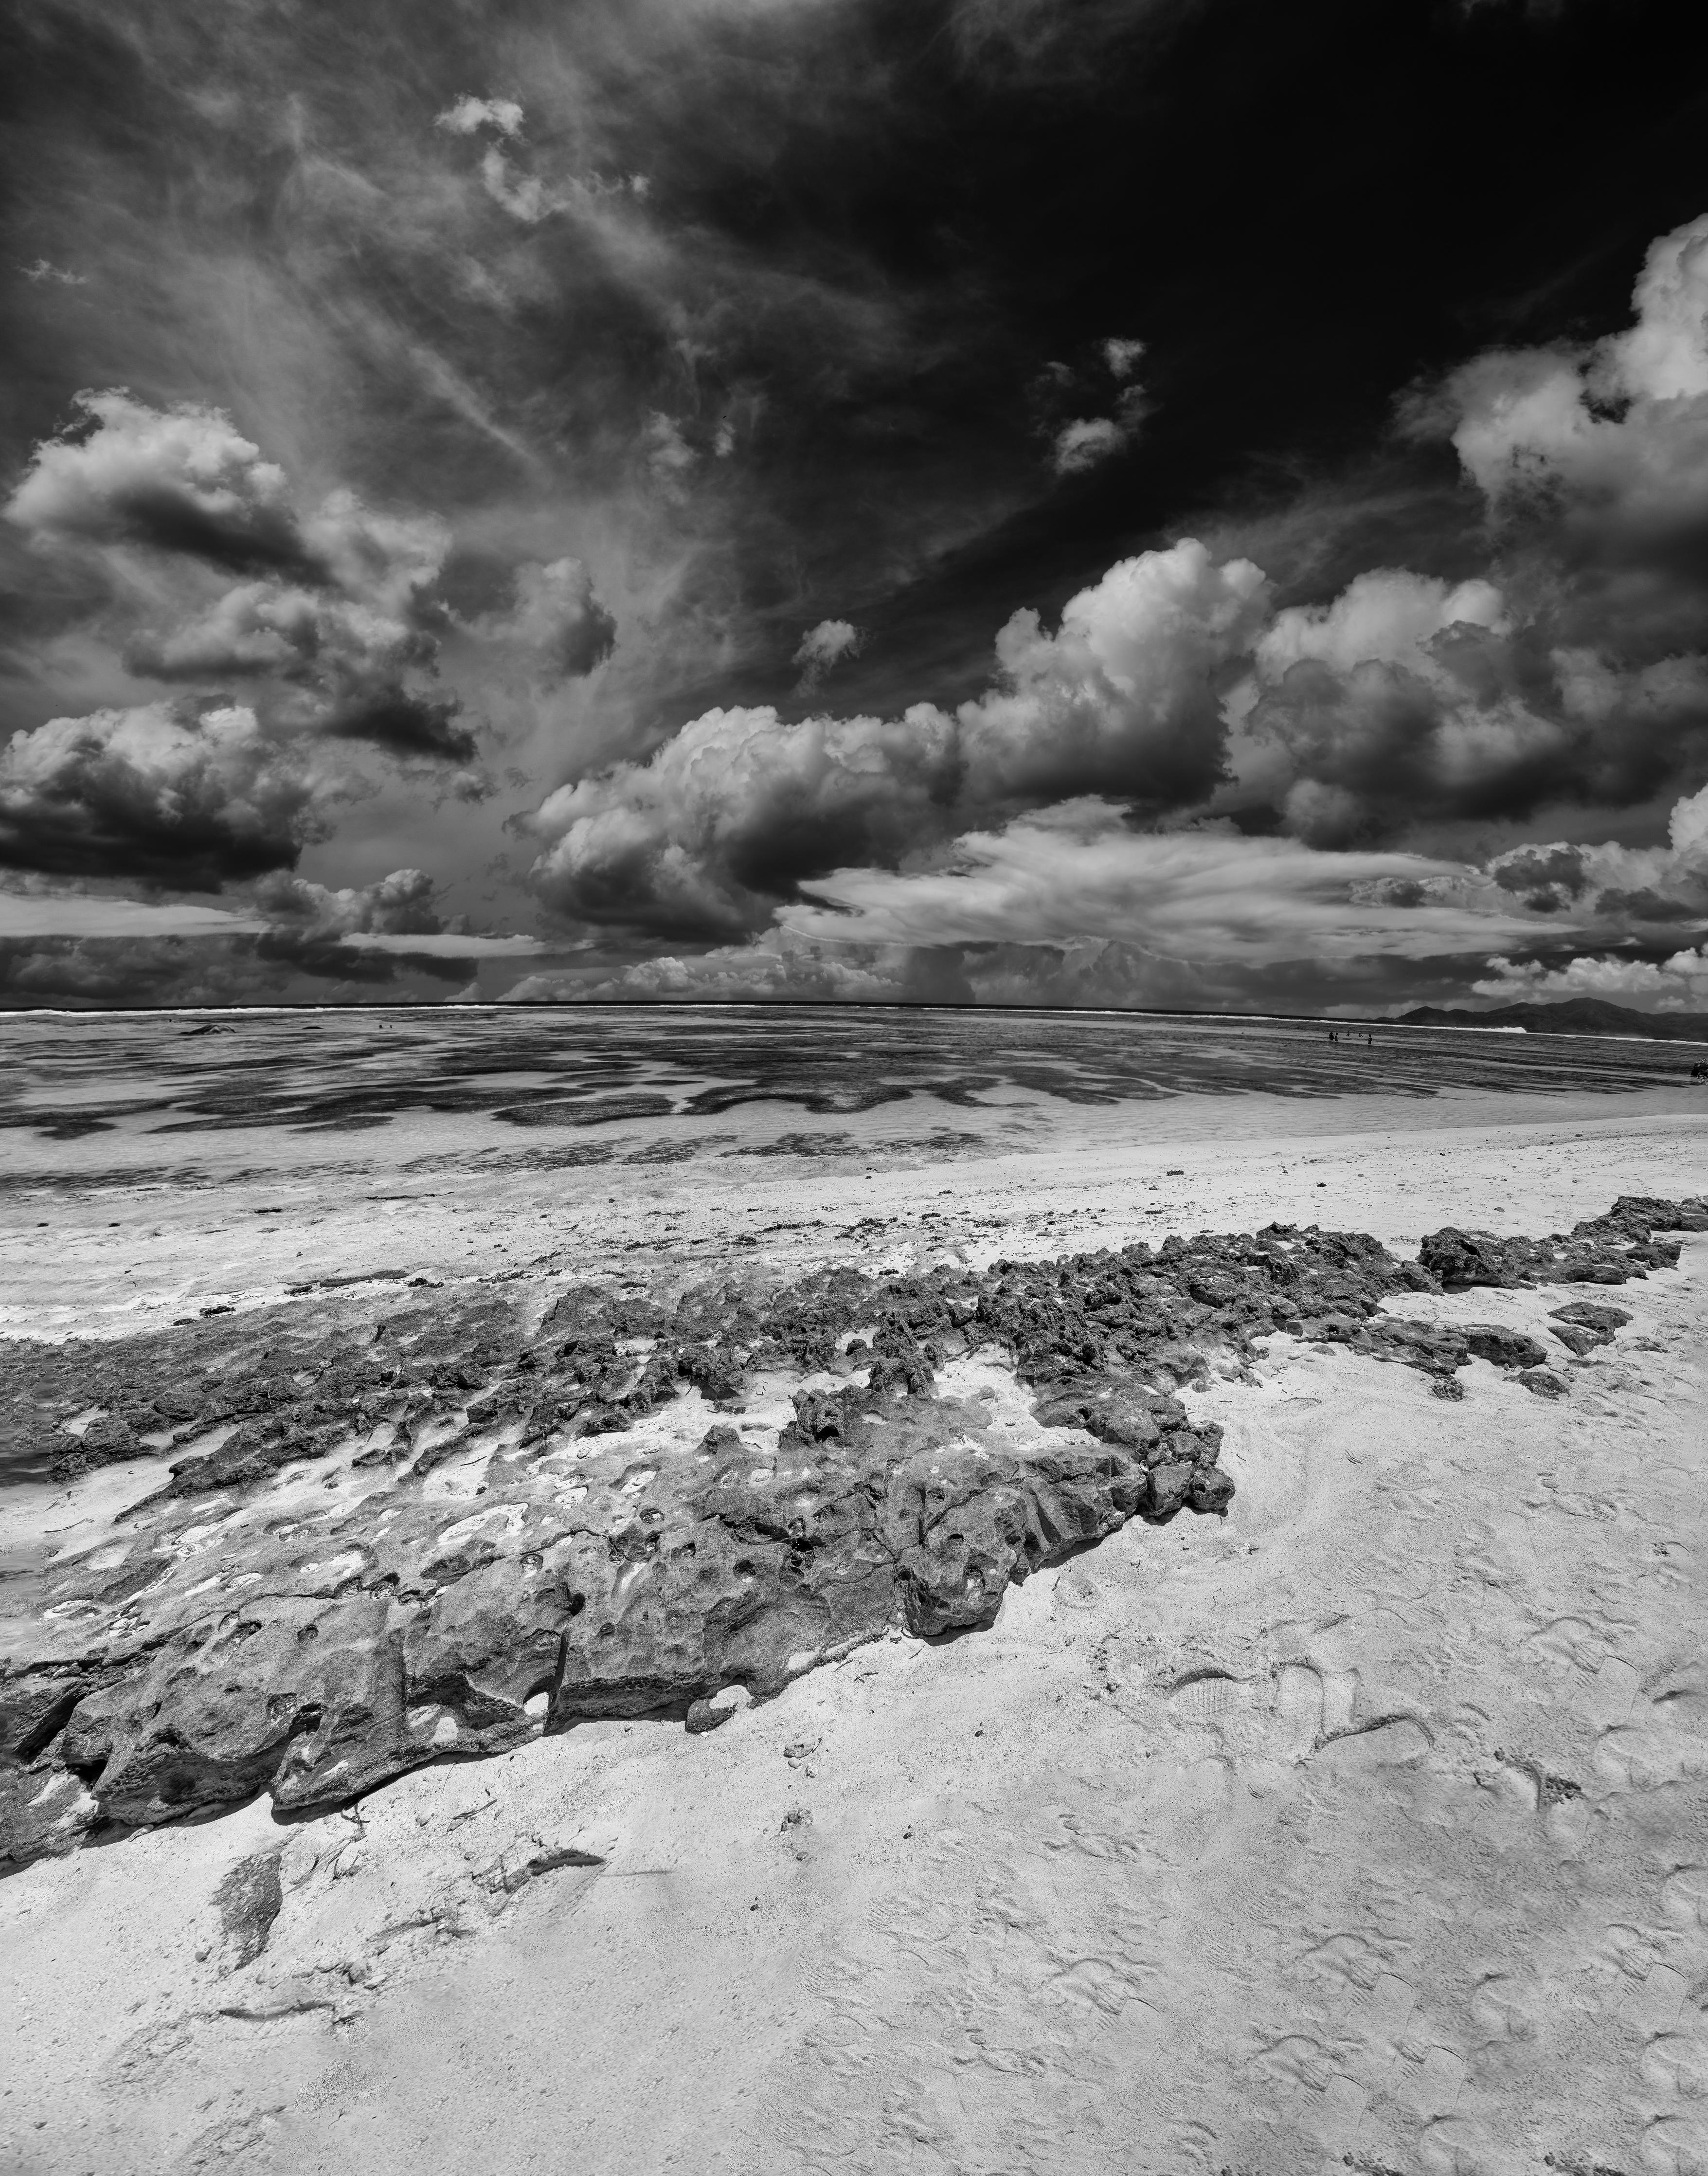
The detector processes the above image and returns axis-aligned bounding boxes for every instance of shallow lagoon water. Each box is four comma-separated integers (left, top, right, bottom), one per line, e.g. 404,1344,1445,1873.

1,1003,1700,1148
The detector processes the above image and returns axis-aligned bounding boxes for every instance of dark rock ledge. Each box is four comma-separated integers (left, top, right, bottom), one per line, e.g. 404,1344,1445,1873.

1,1194,1701,1871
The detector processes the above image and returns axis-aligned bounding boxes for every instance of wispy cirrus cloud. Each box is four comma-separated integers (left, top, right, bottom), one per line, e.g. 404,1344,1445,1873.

775,803,1546,962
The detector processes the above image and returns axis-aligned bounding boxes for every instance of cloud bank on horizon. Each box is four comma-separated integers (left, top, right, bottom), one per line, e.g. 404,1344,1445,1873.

2,0,1706,1012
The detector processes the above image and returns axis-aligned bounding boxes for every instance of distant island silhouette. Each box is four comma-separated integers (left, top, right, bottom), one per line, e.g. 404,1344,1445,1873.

1399,997,1708,1044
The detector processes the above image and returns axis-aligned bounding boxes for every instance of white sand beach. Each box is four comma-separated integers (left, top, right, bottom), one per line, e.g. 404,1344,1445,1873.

4,1053,1707,2176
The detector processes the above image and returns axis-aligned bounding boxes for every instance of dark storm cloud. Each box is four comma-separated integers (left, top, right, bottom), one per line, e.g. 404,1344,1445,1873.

252,927,469,985
0,926,468,1008
0,387,588,876
117,563,482,766
0,865,473,1003
1227,576,1708,848
321,687,478,767
0,702,321,888
1489,845,1595,897
0,934,241,1007
513,816,1555,1012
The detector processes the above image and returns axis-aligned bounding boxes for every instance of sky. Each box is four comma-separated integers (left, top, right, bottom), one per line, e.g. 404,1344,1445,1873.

3,0,1708,1014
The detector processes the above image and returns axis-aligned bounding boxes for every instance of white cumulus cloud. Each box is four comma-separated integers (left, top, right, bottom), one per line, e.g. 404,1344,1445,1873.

1417,210,1708,658
252,866,446,939
6,391,305,577
956,539,1268,805
1473,946,1708,1011
525,539,1268,934
9,394,480,769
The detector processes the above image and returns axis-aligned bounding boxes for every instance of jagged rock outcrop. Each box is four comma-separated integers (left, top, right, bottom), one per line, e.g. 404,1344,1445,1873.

1418,1196,1706,1291
1,1194,1699,1871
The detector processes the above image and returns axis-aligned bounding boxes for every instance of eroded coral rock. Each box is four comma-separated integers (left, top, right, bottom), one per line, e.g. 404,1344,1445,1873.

1,1194,1700,1870
1550,1321,1609,1357
1549,1301,1632,1333
1463,1325,1551,1370
1420,1197,1701,1291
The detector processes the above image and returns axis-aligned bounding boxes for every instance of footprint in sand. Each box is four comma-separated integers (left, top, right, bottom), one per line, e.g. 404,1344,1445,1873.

1621,1958,1687,2036
1643,2018,1708,2100
1274,1660,1324,1754
1342,1966,1416,2046
1401,2044,1468,2119
1648,1666,1708,1738
1314,1716,1434,1772
1417,2109,1497,2174
1167,1649,1408,1774
1268,1634,1405,1766
1661,1865,1708,1931
1598,1679,1708,1791
1470,1970,1537,2044
1582,1653,1641,1728
1167,1668,1252,1723
1318,1665,1361,1739
1643,2108,1708,2175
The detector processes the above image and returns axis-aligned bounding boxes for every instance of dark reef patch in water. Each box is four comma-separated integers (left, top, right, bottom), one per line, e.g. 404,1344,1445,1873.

2,1007,1701,1147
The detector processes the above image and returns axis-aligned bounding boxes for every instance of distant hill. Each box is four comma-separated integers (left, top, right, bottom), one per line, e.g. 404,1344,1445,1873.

1398,997,1708,1044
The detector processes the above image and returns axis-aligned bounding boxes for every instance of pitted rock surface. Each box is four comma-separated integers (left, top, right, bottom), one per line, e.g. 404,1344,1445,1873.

1,1194,1701,1870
